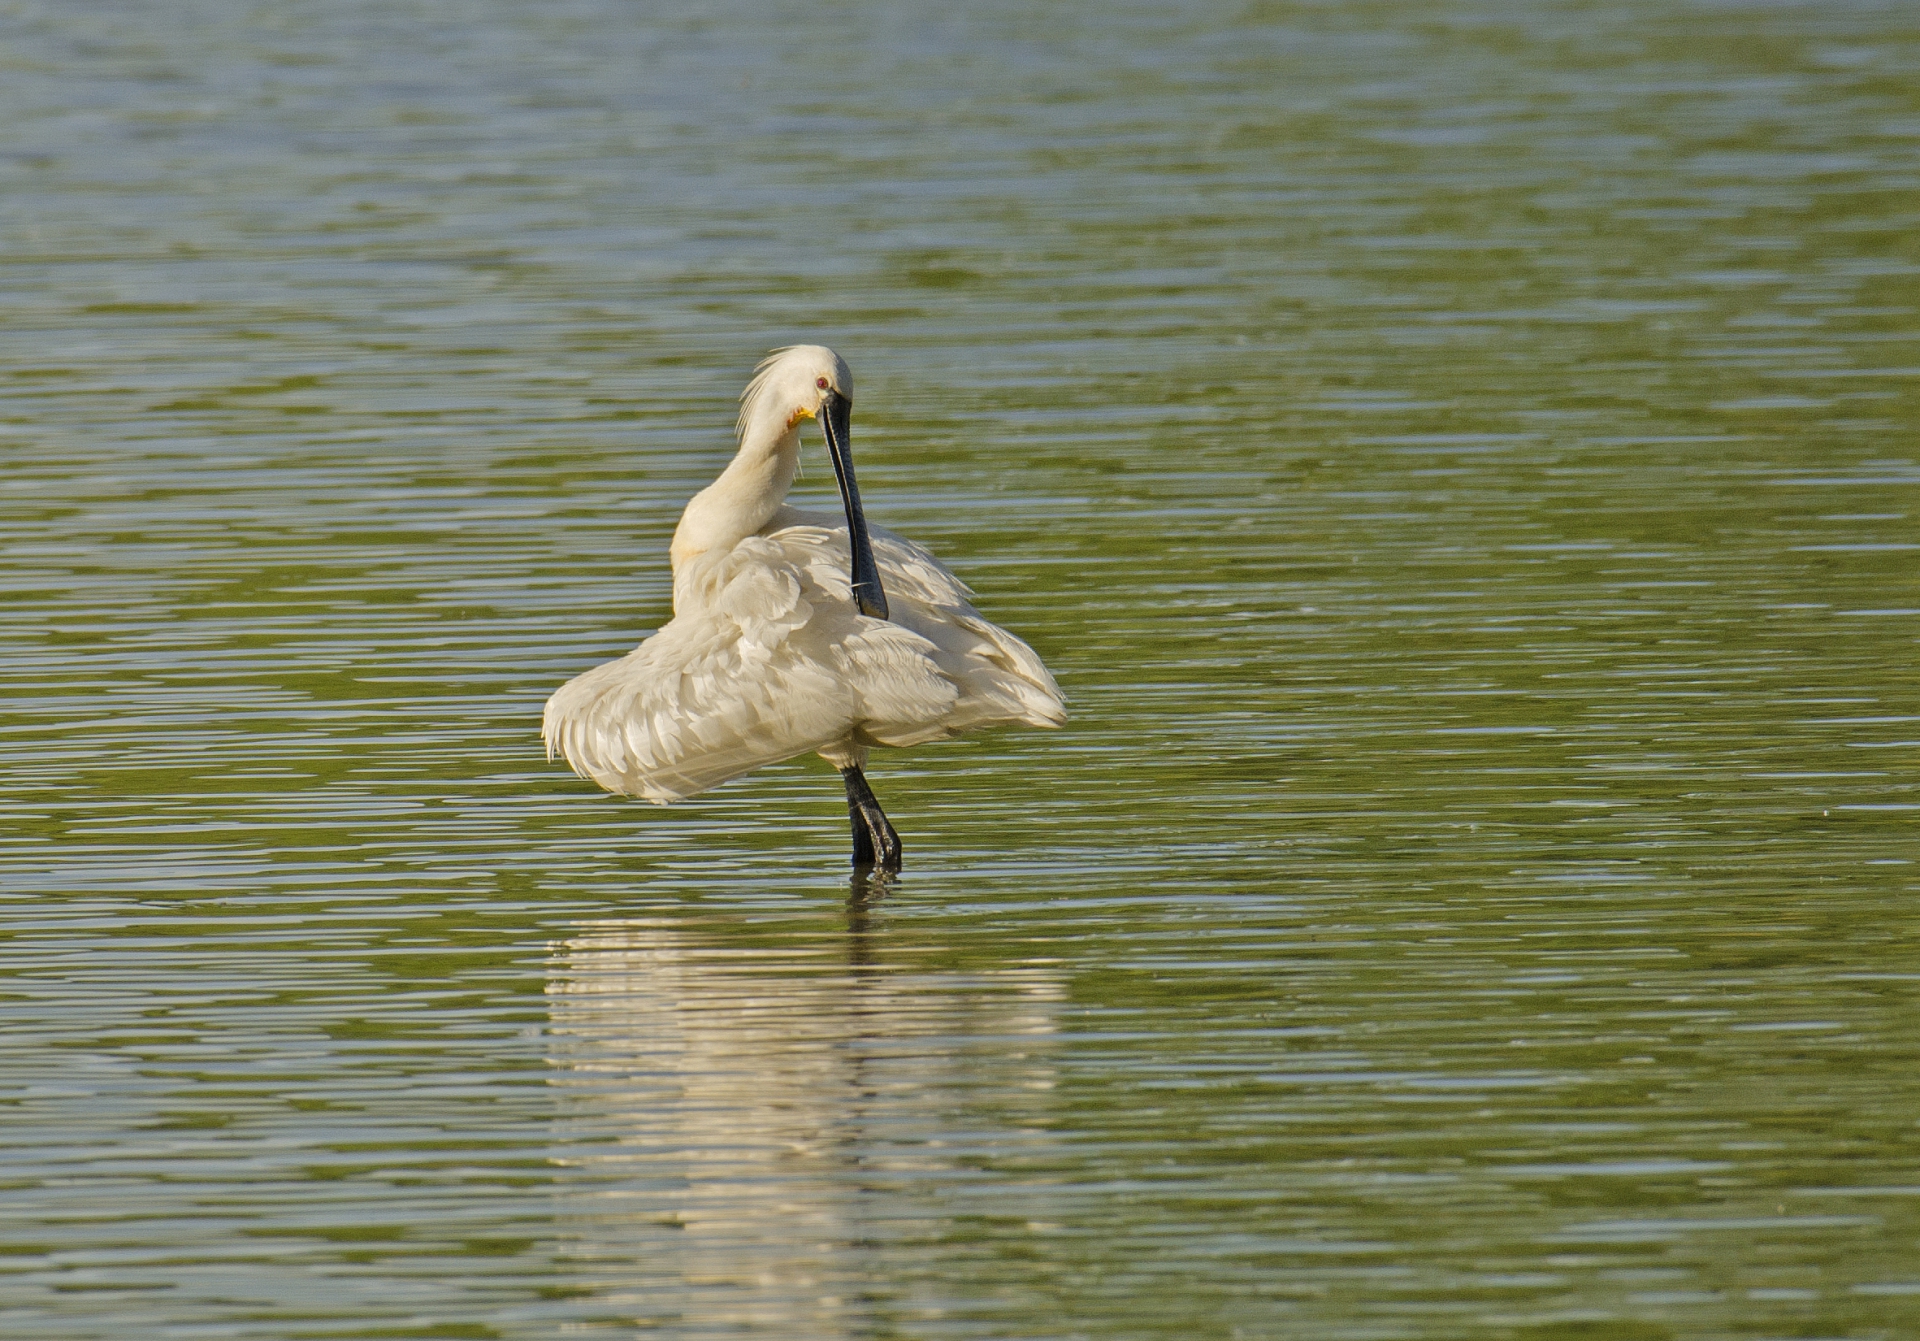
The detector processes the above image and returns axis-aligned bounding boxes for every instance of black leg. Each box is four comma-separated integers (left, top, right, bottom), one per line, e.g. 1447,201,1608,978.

840,765,903,873
844,769,877,869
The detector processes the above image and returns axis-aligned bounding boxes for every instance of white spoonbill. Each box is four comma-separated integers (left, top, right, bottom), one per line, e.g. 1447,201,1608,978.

542,345,1065,872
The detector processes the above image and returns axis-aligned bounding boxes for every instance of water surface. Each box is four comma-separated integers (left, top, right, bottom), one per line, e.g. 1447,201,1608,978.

3,0,1919,1336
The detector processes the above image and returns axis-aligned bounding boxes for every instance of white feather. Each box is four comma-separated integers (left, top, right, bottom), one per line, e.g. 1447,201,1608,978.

542,346,1065,807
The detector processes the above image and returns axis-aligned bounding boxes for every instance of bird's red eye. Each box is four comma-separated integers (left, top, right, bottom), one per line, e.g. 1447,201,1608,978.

816,376,830,390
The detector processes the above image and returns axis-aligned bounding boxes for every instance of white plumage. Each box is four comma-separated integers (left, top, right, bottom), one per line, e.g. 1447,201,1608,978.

542,345,1064,869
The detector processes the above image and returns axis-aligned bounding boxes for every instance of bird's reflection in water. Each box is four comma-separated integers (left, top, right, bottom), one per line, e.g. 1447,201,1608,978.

545,904,1064,1334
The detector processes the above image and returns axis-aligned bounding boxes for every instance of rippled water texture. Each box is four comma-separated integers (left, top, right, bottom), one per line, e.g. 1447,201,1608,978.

4,0,1919,1336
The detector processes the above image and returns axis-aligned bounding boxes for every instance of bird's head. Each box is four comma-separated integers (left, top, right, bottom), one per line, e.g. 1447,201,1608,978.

737,344,854,442
736,344,887,620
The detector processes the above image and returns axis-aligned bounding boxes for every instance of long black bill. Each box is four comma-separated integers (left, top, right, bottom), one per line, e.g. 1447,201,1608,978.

819,389,889,620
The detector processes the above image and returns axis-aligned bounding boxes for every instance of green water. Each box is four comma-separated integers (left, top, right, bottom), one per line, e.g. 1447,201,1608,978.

4,0,1919,1336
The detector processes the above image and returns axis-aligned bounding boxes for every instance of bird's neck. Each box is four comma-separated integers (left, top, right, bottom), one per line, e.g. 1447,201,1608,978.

669,422,802,570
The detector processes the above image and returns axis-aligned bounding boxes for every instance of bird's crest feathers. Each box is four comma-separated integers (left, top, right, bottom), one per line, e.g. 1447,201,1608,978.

735,346,795,443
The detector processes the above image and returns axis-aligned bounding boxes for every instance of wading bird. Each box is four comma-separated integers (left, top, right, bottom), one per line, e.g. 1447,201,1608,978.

542,345,1065,873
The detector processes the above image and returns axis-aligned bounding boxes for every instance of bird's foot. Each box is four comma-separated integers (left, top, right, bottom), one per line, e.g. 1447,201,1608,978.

851,800,902,873
869,811,902,874
841,765,904,875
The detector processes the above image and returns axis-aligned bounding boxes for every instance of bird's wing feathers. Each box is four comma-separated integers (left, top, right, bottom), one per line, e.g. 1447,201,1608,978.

766,522,1066,745
544,520,1063,802
766,509,976,604
543,535,962,802
868,523,976,603
892,607,1068,736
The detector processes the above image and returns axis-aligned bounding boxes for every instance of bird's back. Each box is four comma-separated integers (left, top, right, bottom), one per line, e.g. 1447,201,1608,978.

542,509,1064,803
